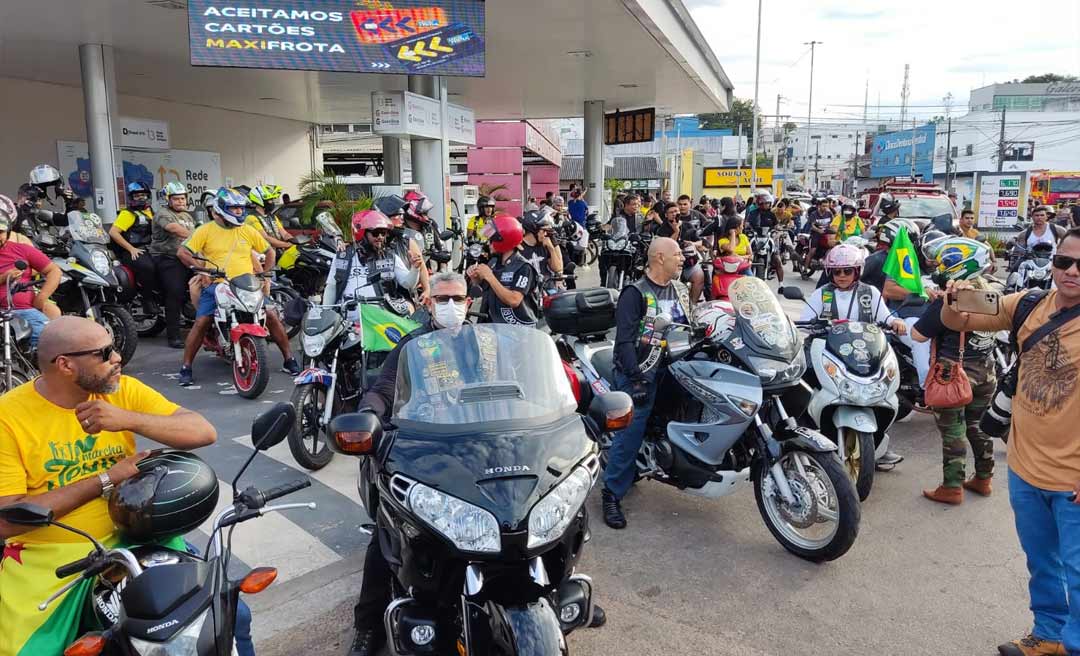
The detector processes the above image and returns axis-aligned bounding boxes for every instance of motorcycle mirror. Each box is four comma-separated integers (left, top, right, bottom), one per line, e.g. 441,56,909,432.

0,502,54,526
14,260,28,271
588,392,634,432
327,412,383,456
439,229,455,241
652,313,672,333
251,403,296,451
291,234,312,246
781,286,805,301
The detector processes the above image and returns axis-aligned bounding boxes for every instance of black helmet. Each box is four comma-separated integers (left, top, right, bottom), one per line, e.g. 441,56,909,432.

478,195,496,211
108,450,219,543
520,209,553,234
878,193,901,216
374,194,408,218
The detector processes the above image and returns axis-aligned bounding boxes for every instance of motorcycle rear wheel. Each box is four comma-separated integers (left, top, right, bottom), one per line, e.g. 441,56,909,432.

841,428,876,501
0,364,33,396
753,450,860,562
233,335,270,399
99,304,139,365
587,240,600,265
288,383,335,470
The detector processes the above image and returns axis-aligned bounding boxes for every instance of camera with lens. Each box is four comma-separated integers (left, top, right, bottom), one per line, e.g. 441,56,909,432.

980,362,1017,441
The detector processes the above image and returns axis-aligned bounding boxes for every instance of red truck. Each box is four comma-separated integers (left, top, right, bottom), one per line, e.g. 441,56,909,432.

857,177,958,230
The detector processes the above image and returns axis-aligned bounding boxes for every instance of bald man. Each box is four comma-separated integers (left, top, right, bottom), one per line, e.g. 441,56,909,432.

0,317,216,655
602,236,693,529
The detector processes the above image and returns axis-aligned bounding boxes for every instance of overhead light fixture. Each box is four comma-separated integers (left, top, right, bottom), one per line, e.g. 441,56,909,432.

146,0,187,9
566,50,593,58
258,97,280,101
618,84,639,89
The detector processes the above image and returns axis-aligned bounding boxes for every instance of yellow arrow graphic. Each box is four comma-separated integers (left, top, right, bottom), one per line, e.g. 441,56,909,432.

413,40,438,58
397,45,421,62
428,36,453,53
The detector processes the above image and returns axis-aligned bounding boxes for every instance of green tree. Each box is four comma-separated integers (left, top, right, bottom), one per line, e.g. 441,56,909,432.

783,121,798,135
698,98,761,133
1022,73,1079,83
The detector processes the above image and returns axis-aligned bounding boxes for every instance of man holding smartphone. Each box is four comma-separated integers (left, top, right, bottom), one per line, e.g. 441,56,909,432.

940,227,1080,656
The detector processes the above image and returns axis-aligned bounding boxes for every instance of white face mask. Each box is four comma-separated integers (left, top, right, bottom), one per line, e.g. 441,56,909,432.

433,299,468,329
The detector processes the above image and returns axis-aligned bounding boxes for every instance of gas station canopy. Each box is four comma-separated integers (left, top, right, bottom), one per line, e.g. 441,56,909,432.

0,0,732,122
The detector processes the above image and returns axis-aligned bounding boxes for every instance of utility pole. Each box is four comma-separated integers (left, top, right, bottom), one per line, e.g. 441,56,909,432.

899,64,910,128
910,118,918,179
803,40,822,190
852,130,860,196
944,116,953,189
774,94,784,196
750,0,763,198
813,140,821,189
863,79,869,126
736,123,744,201
997,107,1007,172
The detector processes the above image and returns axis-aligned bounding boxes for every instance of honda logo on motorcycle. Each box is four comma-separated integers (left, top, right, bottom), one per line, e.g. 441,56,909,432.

484,465,531,475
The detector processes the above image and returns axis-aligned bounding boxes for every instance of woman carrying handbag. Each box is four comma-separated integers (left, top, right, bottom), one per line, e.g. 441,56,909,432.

911,237,998,505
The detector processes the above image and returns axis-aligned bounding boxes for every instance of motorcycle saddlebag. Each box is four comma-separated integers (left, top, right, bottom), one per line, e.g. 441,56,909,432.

546,287,616,336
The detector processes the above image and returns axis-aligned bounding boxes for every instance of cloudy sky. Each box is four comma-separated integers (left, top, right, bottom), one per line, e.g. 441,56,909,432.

686,0,1080,128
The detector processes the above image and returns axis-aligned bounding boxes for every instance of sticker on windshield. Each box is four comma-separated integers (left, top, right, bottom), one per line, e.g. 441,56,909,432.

729,337,745,350
838,343,854,356
847,323,863,334
854,350,870,363
852,339,867,349
739,303,757,319
866,324,880,334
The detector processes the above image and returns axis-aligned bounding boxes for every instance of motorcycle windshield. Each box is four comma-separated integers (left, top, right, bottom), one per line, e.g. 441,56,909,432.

302,306,341,336
393,324,577,431
317,213,342,238
727,277,799,360
67,212,108,245
825,321,887,377
231,273,261,292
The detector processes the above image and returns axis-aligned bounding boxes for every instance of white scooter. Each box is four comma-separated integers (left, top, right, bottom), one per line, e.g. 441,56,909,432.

781,286,900,502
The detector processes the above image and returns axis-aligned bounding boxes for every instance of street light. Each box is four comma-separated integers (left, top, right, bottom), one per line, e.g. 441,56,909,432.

750,0,763,198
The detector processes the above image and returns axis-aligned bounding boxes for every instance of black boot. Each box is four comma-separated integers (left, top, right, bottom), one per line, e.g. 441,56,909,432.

588,604,607,628
601,488,626,529
346,628,384,656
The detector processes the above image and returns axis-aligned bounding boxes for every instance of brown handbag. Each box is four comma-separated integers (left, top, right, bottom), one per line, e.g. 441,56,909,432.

924,332,974,409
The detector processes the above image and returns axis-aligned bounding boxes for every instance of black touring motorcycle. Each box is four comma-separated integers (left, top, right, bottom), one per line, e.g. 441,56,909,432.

328,324,632,655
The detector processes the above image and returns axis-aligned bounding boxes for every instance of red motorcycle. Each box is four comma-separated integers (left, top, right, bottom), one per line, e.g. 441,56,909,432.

193,263,273,398
711,254,751,301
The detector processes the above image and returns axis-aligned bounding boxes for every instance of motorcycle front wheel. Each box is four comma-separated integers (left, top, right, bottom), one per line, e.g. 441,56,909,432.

99,304,139,365
840,428,876,501
587,240,600,265
753,450,860,562
233,334,270,399
288,383,335,470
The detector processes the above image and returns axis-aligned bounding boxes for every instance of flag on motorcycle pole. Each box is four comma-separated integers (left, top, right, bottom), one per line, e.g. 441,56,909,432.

881,225,926,298
360,304,421,352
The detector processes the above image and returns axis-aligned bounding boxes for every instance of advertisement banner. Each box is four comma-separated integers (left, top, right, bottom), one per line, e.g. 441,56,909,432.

187,0,486,77
974,172,1029,229
870,124,936,180
119,117,170,151
703,168,773,187
57,141,222,210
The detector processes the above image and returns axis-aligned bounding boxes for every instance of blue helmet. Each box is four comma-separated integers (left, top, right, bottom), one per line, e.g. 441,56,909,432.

211,187,249,227
126,181,152,210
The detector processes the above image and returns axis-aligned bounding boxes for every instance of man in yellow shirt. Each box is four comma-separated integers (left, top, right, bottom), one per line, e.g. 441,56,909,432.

830,202,865,241
176,187,299,385
0,316,215,656
244,184,293,251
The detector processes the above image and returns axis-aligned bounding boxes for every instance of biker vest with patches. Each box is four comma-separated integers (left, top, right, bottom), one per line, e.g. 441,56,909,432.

332,243,409,312
631,277,692,379
818,282,875,323
116,209,154,247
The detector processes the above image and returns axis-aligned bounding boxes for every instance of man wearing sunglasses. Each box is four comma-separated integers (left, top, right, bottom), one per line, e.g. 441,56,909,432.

323,210,421,317
942,228,1080,656
0,316,216,656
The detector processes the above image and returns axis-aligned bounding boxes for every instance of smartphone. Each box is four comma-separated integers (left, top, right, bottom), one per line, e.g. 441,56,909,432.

949,288,1001,316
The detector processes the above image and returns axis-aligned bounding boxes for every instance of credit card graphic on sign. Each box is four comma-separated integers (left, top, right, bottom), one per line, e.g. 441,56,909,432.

350,8,448,45
384,22,484,73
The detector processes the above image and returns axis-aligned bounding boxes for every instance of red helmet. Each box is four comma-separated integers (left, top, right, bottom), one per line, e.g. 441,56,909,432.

484,214,524,254
403,190,433,224
351,209,393,242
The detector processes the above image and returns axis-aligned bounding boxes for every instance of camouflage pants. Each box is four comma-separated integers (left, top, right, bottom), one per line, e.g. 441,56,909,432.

933,357,996,488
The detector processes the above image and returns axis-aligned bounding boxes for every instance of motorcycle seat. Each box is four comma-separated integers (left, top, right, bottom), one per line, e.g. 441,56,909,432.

589,346,616,384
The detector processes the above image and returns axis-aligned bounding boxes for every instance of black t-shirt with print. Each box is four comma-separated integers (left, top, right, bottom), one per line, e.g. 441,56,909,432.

519,241,552,280
915,298,996,361
481,253,538,325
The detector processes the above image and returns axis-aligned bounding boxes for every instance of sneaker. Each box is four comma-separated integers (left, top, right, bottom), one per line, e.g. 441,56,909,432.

998,633,1067,656
281,357,301,376
601,488,626,529
875,450,904,472
346,628,384,656
178,366,194,386
588,604,607,628
167,337,184,349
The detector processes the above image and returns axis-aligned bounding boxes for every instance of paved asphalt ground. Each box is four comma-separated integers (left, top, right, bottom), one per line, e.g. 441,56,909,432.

124,265,1034,656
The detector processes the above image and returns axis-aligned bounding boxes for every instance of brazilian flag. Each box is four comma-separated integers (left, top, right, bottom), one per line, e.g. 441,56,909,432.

361,305,421,352
882,225,926,298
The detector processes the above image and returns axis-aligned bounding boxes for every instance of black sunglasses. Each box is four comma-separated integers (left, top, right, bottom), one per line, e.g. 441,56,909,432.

433,294,468,304
367,229,390,238
1053,255,1080,272
831,267,858,276
52,344,115,363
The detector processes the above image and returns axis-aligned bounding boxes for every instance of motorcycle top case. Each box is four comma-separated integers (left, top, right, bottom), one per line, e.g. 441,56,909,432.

546,288,616,336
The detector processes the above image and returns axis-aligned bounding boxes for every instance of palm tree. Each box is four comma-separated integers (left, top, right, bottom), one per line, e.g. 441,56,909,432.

478,183,512,201
296,171,372,240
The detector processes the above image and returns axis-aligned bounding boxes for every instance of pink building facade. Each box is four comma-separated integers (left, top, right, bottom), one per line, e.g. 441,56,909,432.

467,120,562,217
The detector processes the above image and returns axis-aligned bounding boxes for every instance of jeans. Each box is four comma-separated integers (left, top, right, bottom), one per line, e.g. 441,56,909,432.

603,371,657,499
1009,468,1080,653
12,308,47,348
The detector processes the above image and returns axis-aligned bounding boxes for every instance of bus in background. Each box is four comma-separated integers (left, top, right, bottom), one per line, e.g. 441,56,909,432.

1030,170,1080,208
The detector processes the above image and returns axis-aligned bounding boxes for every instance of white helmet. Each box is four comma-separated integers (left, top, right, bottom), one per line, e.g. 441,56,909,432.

29,164,61,188
162,181,187,198
692,301,737,341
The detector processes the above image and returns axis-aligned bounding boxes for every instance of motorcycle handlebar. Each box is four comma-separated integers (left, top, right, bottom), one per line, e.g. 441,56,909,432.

261,479,312,505
55,555,93,579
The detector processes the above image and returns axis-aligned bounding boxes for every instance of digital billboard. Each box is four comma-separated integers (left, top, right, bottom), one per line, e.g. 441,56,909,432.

188,0,486,77
870,124,936,180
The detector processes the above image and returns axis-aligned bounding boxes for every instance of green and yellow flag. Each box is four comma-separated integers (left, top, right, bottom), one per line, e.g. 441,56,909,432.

881,225,926,298
361,305,421,352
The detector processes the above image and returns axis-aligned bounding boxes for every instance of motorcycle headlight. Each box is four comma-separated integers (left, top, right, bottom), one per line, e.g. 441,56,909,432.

527,466,592,549
408,483,500,554
302,332,327,357
235,288,264,313
749,350,805,384
824,354,891,404
90,250,112,277
129,607,208,656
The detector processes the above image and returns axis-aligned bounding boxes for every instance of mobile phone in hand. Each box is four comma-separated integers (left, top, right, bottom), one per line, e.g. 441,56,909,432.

947,288,1001,316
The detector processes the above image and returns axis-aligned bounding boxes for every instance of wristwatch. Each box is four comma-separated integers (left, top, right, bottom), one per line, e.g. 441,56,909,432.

98,472,115,500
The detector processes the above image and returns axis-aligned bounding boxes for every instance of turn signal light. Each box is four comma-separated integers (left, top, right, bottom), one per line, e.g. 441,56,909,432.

240,567,278,594
605,408,633,431
335,430,374,455
64,634,106,656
